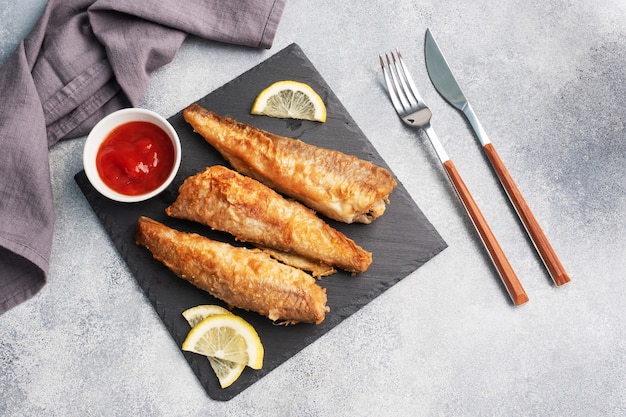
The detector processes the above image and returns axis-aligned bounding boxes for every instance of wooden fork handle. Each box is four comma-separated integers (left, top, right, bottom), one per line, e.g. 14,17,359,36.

483,143,571,286
443,160,529,306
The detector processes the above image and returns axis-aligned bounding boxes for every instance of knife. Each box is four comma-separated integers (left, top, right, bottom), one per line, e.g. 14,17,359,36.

424,28,571,286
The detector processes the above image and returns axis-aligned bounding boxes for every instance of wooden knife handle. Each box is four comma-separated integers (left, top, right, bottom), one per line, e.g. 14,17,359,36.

483,143,571,286
443,159,529,306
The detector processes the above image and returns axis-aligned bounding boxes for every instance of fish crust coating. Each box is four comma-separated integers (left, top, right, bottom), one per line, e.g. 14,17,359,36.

166,165,372,274
135,216,329,325
183,104,397,224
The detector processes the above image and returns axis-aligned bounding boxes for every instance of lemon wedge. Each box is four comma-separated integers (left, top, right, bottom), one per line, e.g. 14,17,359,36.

182,304,232,328
182,314,264,370
251,80,327,122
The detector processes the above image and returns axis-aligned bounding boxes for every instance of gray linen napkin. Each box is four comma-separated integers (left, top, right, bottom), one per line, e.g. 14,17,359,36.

0,0,286,314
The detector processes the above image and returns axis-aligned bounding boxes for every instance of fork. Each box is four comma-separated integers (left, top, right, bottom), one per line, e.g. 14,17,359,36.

380,50,528,306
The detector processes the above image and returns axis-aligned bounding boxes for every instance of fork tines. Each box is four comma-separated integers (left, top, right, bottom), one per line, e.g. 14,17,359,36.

380,50,423,114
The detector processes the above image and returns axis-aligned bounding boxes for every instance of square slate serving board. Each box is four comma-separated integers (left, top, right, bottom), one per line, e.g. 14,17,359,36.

75,43,447,401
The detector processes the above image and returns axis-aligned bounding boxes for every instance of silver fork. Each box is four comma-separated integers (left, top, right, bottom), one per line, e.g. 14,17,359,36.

380,50,528,306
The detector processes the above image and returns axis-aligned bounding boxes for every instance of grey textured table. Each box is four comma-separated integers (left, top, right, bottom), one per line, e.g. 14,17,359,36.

1,1,625,416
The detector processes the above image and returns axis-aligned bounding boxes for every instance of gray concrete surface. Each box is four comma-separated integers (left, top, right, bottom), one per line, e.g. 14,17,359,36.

1,0,625,415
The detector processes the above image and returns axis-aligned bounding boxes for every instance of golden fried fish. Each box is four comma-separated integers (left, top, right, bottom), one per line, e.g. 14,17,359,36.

166,165,372,275
135,216,329,325
183,104,397,224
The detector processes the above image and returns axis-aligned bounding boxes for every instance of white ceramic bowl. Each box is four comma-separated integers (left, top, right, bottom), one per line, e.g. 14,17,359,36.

83,108,181,203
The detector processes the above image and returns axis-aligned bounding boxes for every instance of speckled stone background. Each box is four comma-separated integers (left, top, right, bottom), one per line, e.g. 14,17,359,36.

1,0,625,416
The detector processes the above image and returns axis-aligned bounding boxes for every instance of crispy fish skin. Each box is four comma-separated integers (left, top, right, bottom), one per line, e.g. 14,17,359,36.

135,216,329,325
257,246,336,278
183,104,397,224
166,165,372,274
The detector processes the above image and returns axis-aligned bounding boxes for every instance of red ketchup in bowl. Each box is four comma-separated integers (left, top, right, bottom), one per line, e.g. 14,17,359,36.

96,121,175,196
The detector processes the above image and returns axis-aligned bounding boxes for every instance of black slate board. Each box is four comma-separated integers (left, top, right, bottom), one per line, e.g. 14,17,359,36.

75,43,447,401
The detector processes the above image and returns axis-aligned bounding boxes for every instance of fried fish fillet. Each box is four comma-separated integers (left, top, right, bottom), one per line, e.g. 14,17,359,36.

183,104,397,224
166,165,372,275
135,216,329,325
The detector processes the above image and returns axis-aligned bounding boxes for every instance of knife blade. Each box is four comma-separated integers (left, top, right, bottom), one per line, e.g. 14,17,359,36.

424,28,571,286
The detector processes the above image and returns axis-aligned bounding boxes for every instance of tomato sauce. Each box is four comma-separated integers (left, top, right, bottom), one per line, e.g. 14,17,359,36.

96,121,175,196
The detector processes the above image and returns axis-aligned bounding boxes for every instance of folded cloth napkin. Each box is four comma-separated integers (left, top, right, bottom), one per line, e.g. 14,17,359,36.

0,0,286,314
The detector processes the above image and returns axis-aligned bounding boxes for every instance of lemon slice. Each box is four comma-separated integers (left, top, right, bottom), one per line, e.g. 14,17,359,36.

182,305,249,388
207,357,246,389
251,80,327,122
182,304,232,328
182,314,264,370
